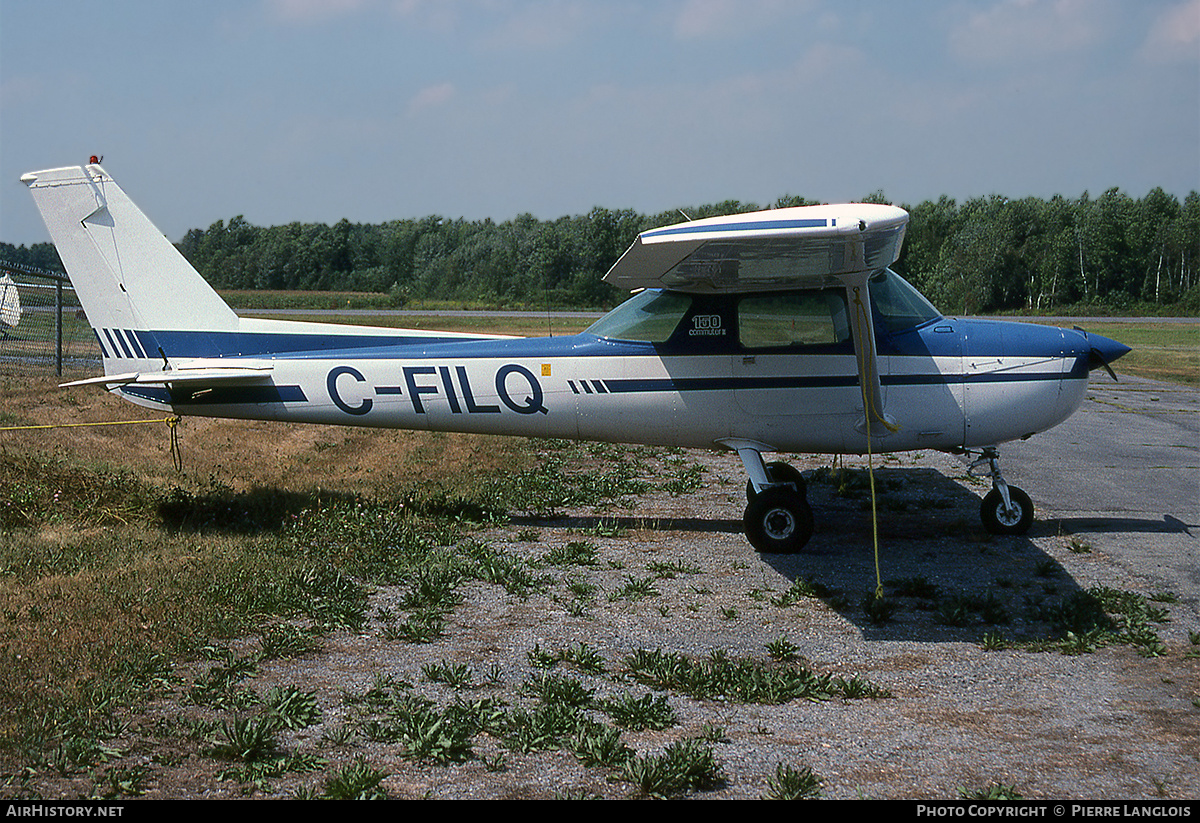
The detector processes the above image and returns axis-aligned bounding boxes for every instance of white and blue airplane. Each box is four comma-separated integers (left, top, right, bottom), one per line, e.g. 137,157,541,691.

21,162,1130,553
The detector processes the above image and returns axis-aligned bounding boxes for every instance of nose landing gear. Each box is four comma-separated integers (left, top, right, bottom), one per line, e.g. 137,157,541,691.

970,447,1034,535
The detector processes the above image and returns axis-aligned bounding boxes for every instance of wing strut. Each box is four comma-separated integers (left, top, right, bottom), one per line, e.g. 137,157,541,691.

847,275,898,438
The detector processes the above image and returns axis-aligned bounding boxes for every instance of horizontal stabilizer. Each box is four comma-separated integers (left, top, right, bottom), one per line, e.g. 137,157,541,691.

60,365,274,388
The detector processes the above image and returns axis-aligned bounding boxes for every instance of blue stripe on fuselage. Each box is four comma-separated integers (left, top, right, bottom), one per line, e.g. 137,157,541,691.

601,370,1065,396
120,384,307,405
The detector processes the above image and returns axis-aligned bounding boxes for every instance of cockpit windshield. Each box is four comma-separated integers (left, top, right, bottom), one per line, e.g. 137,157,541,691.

586,289,691,342
868,269,942,334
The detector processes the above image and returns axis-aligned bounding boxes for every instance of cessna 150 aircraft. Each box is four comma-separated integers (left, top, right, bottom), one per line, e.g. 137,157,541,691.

21,162,1130,553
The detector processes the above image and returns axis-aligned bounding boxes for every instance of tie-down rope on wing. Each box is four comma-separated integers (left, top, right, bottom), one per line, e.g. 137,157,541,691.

851,284,900,600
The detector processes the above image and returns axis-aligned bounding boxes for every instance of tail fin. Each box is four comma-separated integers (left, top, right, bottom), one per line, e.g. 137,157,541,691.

21,164,238,371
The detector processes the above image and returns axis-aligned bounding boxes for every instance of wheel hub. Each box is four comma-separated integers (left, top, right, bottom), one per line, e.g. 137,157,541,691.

995,501,1024,527
763,507,796,539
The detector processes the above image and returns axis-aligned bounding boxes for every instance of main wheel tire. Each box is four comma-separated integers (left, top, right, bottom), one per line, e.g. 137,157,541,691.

746,462,808,501
980,486,1034,535
744,486,814,553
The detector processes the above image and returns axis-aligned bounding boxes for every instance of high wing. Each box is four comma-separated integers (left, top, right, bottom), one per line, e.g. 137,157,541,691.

602,203,908,293
604,204,910,434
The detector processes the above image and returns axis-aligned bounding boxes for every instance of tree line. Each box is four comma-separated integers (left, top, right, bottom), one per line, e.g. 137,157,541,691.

4,187,1197,314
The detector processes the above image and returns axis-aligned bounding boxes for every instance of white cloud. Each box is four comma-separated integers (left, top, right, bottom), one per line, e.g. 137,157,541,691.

1142,0,1200,62
409,81,456,113
385,0,469,33
262,0,462,29
947,0,1115,65
477,1,601,50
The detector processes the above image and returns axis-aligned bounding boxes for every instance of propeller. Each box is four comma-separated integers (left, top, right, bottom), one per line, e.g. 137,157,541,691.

1074,326,1126,382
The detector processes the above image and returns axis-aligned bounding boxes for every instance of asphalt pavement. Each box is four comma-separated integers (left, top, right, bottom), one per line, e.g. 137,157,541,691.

1003,374,1199,600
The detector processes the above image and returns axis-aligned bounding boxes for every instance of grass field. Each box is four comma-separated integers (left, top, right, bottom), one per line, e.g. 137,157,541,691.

0,378,553,796
220,289,614,313
3,374,1194,799
1062,321,1198,386
240,310,598,339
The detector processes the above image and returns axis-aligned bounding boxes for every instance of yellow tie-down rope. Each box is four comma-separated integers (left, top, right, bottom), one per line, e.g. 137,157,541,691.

851,286,900,599
1,415,183,471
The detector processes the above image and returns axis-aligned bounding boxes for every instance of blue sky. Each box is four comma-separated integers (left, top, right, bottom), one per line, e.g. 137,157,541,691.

2,0,1197,247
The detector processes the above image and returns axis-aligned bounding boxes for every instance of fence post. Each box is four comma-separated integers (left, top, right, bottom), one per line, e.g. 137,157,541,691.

56,278,64,376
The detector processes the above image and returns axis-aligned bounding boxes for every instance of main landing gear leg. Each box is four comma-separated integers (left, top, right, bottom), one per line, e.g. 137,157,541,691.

732,445,814,554
969,447,1034,536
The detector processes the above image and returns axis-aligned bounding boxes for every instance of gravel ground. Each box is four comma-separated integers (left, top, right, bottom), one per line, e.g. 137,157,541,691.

173,445,1197,800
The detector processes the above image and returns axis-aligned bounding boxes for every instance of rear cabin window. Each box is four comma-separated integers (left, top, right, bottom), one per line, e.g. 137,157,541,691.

737,291,850,349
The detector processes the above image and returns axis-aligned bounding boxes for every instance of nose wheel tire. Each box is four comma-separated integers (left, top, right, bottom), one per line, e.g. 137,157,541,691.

744,486,814,553
980,486,1034,535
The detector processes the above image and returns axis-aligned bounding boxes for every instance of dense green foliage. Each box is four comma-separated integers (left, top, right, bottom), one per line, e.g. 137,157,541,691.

896,189,1199,316
5,187,1197,313
183,206,652,309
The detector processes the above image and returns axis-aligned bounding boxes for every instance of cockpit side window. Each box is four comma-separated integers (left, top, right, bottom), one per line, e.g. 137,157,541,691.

585,289,693,342
737,290,851,350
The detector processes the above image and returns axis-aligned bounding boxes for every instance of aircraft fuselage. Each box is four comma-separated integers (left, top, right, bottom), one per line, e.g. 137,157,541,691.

105,310,1099,457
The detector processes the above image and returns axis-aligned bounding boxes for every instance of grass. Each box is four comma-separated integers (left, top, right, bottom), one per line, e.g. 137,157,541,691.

764,763,824,800
219,289,609,315
307,758,390,800
621,737,724,798
0,307,97,378
0,444,1188,797
600,691,677,731
622,648,892,703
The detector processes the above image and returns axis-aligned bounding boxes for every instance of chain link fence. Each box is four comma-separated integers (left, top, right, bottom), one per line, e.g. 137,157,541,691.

0,263,101,378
